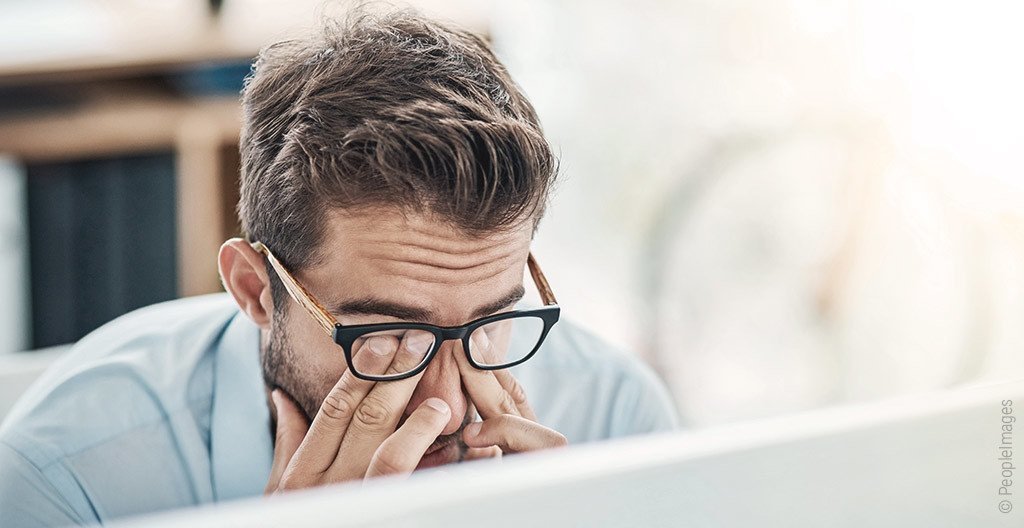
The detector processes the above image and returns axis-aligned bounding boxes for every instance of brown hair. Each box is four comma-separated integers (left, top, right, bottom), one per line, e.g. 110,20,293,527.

238,7,557,308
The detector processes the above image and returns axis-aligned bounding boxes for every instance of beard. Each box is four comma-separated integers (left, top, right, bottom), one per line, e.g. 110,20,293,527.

260,308,326,424
260,308,472,467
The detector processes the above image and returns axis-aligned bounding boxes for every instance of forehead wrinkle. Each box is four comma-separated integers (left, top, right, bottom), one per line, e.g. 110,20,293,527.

379,237,511,257
369,256,507,272
363,251,521,286
405,221,525,250
348,228,522,258
361,241,520,270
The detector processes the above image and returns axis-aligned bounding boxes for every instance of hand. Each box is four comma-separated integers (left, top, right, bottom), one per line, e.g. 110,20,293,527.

456,330,567,455
264,333,451,494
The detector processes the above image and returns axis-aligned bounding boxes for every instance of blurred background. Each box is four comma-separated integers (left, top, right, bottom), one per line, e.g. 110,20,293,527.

0,0,1022,428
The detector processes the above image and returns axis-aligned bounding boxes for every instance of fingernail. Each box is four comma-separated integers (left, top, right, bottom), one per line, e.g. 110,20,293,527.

368,337,391,356
464,422,482,438
405,332,434,355
424,398,450,414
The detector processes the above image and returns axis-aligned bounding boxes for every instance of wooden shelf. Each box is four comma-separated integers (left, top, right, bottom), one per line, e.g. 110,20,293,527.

0,93,241,162
0,91,243,297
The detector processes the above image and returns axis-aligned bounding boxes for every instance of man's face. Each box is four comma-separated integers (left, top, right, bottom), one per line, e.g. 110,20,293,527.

261,208,534,469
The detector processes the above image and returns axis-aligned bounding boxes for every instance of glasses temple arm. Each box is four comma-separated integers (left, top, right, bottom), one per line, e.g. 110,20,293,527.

527,252,558,306
251,241,338,336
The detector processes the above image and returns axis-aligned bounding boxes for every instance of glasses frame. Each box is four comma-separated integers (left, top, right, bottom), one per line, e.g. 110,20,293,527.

252,241,561,381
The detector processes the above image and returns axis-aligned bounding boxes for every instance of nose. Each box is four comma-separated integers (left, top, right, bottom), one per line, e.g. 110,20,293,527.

404,340,466,436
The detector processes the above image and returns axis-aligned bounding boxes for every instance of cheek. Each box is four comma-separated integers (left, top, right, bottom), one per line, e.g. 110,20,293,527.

278,310,350,407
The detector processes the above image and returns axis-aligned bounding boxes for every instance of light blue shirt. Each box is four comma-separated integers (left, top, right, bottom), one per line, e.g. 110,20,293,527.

0,294,677,526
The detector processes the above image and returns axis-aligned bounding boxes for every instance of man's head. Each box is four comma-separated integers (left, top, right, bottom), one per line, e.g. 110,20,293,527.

218,8,556,468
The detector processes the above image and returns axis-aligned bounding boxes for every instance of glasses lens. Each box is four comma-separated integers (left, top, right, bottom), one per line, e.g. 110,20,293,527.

350,328,435,378
468,316,546,368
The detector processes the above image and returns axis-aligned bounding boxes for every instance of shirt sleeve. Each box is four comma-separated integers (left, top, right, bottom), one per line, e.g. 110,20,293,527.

0,442,90,528
607,360,680,436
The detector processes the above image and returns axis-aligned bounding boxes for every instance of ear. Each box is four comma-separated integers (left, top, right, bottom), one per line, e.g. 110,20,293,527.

218,238,274,329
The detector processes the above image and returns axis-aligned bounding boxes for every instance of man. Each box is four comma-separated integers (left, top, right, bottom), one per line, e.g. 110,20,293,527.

0,8,677,526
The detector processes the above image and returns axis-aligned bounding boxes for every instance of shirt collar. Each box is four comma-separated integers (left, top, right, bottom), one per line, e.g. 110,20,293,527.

210,310,273,501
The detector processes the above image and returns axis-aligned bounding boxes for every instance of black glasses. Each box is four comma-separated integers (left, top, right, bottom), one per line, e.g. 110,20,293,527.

252,242,561,381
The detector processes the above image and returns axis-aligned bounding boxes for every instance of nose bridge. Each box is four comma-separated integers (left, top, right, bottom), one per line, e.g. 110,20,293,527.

407,339,466,435
436,324,470,343
426,338,465,374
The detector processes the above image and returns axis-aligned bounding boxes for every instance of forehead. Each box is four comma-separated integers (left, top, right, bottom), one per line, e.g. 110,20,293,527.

301,208,533,324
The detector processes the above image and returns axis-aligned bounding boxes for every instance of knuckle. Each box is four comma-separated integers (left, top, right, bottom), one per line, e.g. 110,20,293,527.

506,377,529,406
354,396,392,428
494,414,517,429
320,386,357,422
498,390,520,415
371,445,411,476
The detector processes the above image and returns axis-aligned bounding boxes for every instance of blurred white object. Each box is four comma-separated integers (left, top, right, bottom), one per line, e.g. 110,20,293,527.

122,378,1024,528
644,128,1024,427
494,0,1024,427
645,130,863,425
0,156,30,353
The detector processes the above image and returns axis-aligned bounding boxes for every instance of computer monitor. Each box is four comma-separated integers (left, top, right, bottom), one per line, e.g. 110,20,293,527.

120,378,1023,528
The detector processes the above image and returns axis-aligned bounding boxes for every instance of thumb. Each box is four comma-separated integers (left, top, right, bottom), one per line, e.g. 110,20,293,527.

265,389,308,494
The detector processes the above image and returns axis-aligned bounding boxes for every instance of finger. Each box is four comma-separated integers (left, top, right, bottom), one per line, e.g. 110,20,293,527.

492,369,537,421
364,398,451,478
290,336,398,475
464,446,502,461
331,330,434,479
462,415,567,454
265,389,308,494
455,331,522,420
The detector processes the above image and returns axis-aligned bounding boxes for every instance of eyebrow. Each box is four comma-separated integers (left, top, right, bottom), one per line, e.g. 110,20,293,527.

331,284,526,324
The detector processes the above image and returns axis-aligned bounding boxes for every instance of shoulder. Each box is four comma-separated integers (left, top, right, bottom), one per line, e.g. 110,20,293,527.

513,317,679,442
0,294,239,478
